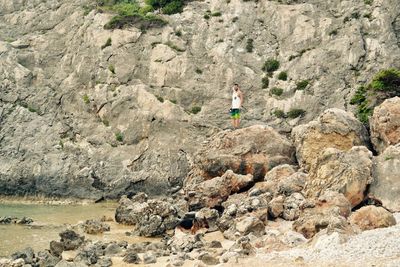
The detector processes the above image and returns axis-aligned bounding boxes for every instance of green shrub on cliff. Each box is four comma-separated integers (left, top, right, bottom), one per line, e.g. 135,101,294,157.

98,0,166,30
350,68,400,124
262,59,280,73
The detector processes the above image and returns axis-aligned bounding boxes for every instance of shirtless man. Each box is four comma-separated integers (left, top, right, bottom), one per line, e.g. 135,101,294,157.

230,83,244,129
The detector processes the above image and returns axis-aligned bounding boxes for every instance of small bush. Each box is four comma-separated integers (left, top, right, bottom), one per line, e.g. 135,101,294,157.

195,68,203,74
350,68,400,124
162,1,183,15
156,95,164,102
204,14,210,19
102,119,110,127
191,106,201,114
145,0,184,14
175,30,182,37
296,80,309,90
270,87,284,96
115,132,123,142
277,71,288,81
262,76,269,89
246,39,254,53
83,94,90,104
211,11,222,17
170,99,177,104
273,109,286,118
101,37,112,49
364,0,373,4
287,108,306,119
350,86,366,105
262,59,280,73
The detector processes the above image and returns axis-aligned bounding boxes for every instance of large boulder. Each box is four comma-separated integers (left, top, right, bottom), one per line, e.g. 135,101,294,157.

185,170,254,210
190,125,295,182
50,230,85,257
349,206,396,231
370,144,400,212
292,109,369,170
115,193,183,236
223,216,266,240
250,164,306,197
370,97,400,153
305,146,373,207
293,191,352,238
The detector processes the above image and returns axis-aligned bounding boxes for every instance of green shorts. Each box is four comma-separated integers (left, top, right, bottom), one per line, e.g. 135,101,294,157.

230,108,240,119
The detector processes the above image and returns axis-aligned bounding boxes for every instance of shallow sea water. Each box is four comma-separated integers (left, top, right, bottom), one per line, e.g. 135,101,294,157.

0,201,117,257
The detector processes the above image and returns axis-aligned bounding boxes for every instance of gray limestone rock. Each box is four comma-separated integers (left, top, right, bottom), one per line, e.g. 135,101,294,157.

0,0,399,200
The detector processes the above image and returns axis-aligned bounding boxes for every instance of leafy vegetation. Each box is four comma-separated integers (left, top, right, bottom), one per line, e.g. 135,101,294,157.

83,94,90,104
262,76,269,89
262,59,280,73
273,109,286,118
270,87,284,97
115,132,124,142
191,106,201,114
350,68,400,124
287,108,306,119
97,0,167,30
277,71,288,81
296,80,309,90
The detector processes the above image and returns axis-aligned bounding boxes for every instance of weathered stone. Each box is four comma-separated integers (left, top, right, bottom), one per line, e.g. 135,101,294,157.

250,165,296,196
82,219,110,234
50,241,64,257
282,193,305,221
115,195,181,236
195,208,220,232
370,144,400,212
143,252,157,264
198,253,219,266
104,243,122,256
0,0,399,201
208,240,222,248
59,230,85,251
55,260,87,267
96,257,112,267
227,236,255,256
293,209,350,239
223,216,265,240
349,206,396,231
268,196,285,219
185,170,254,210
11,247,34,264
292,191,352,238
123,251,140,264
292,109,370,170
36,250,60,267
370,97,400,153
168,228,205,253
305,146,373,207
278,172,307,196
191,125,295,181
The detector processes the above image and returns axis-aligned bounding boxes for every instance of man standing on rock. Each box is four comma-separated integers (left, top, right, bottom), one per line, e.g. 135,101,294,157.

230,83,244,129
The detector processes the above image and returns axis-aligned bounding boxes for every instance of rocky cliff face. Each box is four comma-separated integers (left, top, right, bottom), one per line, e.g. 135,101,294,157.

0,0,399,199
